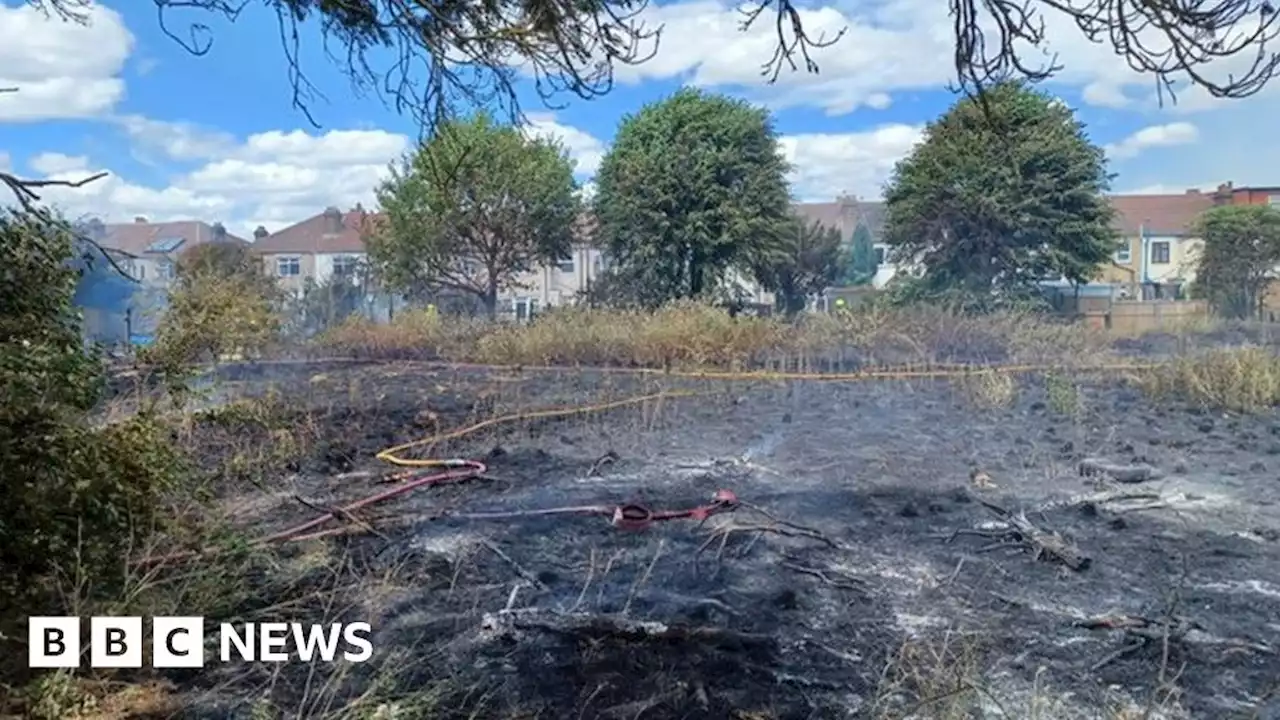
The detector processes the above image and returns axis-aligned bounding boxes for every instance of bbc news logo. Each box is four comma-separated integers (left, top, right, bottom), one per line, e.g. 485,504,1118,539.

29,617,373,668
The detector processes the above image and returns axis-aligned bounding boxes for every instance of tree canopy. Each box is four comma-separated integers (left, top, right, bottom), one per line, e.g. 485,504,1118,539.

592,88,792,308
152,241,282,364
882,81,1116,304
1193,204,1280,319
752,216,842,316
368,112,579,317
842,223,877,286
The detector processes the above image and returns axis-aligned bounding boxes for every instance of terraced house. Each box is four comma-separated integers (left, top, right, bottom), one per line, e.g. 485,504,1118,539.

1099,183,1280,301
81,216,249,344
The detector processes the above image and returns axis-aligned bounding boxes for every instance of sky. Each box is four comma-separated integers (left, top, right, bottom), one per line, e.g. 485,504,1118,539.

2,0,1278,240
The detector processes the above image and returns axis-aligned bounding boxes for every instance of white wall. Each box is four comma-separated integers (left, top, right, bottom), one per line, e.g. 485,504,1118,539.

312,252,366,284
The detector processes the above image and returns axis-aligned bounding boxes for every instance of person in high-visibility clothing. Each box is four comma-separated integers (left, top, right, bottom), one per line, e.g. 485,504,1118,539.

833,297,847,313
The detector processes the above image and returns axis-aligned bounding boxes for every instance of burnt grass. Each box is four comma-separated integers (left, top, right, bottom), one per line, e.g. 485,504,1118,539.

163,359,1280,719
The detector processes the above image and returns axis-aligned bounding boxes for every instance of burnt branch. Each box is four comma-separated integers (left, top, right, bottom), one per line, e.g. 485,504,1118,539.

1,164,134,281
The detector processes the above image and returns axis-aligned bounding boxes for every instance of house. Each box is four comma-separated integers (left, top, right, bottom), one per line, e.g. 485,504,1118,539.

251,206,371,296
92,216,250,286
794,194,895,288
84,216,249,343
1212,181,1280,207
256,206,619,320
1097,190,1216,298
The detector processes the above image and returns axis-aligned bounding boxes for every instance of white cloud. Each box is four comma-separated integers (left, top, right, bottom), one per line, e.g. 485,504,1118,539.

781,124,924,201
1104,122,1199,160
28,152,89,175
113,115,238,161
0,3,133,122
28,124,411,238
524,112,606,175
596,0,1271,115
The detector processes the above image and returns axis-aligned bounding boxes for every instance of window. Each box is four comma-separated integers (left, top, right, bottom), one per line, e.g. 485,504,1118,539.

277,256,301,276
514,297,540,321
1114,246,1132,264
554,253,574,273
1150,241,1171,264
873,245,887,266
1269,194,1280,206
332,255,360,277
156,260,174,280
136,264,146,280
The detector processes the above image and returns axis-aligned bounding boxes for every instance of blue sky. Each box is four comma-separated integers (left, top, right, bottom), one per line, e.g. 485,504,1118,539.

1,0,1275,238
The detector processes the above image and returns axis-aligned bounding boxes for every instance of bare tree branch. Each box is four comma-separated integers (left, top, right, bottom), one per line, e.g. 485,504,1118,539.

20,0,1280,133
1,158,134,281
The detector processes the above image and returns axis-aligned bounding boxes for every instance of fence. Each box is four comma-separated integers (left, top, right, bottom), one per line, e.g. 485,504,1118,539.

1081,299,1209,334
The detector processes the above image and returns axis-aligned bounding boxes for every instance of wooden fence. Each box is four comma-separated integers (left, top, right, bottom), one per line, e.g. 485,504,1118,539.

1081,299,1208,334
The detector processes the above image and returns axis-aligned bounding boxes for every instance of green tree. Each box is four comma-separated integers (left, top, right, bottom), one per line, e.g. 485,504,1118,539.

369,112,579,318
882,81,1115,306
753,217,841,317
593,88,792,308
843,223,877,286
1193,204,1280,319
151,242,282,365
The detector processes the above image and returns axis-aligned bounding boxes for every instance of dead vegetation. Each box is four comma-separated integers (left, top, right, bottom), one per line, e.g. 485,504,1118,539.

10,305,1280,719
316,302,1117,370
1137,346,1280,412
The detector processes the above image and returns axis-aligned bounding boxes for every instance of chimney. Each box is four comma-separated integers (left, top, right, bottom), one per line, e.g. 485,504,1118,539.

323,205,343,234
86,217,106,240
134,216,147,224
253,226,268,241
1186,188,1200,194
837,191,858,238
1213,181,1235,205
211,221,227,241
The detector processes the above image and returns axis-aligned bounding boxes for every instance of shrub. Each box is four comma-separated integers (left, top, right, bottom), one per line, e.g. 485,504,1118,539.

1138,347,1280,412
147,242,282,367
0,210,186,677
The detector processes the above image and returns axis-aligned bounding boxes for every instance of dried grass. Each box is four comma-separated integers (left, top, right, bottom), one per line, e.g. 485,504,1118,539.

1137,347,1280,413
315,302,1114,371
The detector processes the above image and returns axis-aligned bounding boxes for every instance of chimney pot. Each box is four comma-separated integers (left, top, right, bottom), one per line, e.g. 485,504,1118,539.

134,216,147,223
212,221,226,239
323,205,343,233
253,226,268,240
1186,188,1199,194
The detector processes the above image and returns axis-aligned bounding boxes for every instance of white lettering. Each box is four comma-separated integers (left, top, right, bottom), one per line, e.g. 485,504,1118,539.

291,623,342,662
259,623,289,661
342,623,373,662
220,623,254,662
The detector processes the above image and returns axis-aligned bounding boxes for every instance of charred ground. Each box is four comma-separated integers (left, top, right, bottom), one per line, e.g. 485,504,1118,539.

123,357,1280,719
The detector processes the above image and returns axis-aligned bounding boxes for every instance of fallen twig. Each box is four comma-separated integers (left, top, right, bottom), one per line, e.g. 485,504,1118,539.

292,495,389,543
782,559,864,591
1078,458,1165,484
1074,613,1200,671
695,519,836,569
485,610,776,654
1034,489,1162,514
945,498,1091,571
480,538,549,591
586,450,620,477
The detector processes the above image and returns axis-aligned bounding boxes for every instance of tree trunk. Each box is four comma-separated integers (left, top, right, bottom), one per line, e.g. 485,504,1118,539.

689,248,705,298
483,281,498,320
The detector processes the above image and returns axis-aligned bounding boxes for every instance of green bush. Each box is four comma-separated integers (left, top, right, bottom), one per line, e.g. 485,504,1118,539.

0,210,186,664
